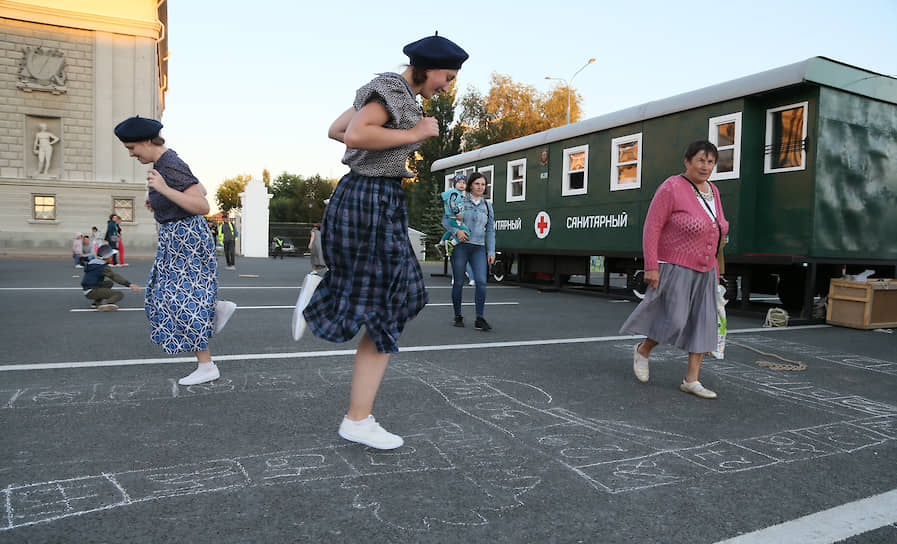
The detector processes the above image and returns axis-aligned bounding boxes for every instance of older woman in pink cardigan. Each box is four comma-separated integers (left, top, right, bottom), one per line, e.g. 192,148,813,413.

620,140,729,399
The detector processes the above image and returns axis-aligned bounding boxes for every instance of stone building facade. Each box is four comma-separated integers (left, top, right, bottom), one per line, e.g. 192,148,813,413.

0,1,168,253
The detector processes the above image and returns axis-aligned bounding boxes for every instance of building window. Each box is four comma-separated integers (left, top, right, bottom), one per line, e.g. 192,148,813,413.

477,165,494,202
113,198,135,222
610,133,642,191
562,145,588,196
708,112,742,180
32,195,56,220
765,102,808,173
445,166,475,191
506,158,526,202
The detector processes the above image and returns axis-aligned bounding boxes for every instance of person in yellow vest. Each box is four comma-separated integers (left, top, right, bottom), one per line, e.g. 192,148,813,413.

220,216,238,270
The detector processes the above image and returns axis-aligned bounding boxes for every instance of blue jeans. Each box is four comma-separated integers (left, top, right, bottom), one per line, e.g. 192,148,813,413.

450,260,475,282
451,243,487,318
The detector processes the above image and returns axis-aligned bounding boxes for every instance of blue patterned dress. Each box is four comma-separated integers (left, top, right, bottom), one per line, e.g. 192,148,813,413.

145,150,217,354
303,73,428,353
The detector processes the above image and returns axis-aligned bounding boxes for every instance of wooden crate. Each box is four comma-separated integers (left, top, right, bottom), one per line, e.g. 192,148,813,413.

826,279,897,329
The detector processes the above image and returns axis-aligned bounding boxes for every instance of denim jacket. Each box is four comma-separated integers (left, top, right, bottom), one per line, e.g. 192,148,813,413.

442,194,495,257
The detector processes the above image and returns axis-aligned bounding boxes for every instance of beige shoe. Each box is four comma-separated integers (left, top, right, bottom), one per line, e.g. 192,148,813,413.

633,343,649,382
680,379,717,399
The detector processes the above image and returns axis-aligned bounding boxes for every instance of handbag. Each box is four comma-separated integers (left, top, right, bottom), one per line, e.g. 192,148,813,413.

291,271,323,341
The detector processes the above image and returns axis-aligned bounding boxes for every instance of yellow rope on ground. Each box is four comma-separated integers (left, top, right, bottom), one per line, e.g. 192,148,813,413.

728,340,808,371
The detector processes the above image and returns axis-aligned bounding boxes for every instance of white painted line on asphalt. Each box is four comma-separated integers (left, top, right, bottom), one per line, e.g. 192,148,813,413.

0,324,829,372
1,285,522,291
715,488,897,544
69,302,521,312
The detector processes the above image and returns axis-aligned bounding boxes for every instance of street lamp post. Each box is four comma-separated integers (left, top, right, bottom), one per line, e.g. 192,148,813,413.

545,57,596,124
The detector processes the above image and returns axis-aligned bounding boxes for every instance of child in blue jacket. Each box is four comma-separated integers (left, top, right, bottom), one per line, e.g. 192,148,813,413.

440,173,471,255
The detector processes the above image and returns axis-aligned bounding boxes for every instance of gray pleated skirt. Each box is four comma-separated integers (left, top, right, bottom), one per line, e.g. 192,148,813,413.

620,263,717,354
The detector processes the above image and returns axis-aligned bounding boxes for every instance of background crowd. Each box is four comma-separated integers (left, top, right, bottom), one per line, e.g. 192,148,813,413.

71,214,127,268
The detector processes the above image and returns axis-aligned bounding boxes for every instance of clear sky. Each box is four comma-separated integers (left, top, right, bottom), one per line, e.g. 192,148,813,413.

160,0,897,210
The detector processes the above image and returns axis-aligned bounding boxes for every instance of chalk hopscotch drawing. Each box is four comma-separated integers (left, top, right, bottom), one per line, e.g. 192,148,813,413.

3,339,896,533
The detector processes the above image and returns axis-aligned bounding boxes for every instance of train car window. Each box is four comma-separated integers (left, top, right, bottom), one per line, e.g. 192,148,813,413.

506,158,527,202
562,145,589,196
477,165,494,202
708,112,742,181
444,173,455,192
764,101,808,173
610,133,642,191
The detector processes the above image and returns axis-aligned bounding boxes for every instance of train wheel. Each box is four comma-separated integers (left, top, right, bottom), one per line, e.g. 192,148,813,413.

776,270,806,312
627,270,647,294
491,259,505,282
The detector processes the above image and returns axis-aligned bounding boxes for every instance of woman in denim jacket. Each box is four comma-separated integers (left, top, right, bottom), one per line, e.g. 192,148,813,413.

443,171,495,331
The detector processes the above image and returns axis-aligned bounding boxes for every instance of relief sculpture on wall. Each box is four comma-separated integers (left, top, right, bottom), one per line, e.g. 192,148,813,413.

17,46,67,94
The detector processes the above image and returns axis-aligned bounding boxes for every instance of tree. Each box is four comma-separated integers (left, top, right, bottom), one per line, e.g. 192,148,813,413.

215,174,252,213
460,72,581,151
269,172,335,222
405,81,464,256
262,168,271,186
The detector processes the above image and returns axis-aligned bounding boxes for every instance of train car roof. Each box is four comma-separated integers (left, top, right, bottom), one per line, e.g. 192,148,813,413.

432,56,897,171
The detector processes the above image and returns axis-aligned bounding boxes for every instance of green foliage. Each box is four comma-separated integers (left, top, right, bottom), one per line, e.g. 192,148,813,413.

215,174,252,213
269,172,336,222
405,81,464,257
459,72,581,151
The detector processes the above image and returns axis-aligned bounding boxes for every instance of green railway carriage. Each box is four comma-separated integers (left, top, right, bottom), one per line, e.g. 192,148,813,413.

431,57,897,316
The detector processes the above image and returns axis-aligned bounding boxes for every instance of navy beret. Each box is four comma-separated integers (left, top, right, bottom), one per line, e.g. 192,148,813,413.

403,34,468,70
114,116,163,142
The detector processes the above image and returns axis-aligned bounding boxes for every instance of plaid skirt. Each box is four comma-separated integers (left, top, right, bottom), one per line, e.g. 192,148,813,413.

619,263,717,354
145,214,218,354
303,172,428,353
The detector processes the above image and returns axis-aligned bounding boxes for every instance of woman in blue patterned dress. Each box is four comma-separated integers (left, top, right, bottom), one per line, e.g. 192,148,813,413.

304,34,468,450
115,116,237,386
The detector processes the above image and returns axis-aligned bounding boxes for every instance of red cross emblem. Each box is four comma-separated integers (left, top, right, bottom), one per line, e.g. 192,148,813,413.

534,211,551,239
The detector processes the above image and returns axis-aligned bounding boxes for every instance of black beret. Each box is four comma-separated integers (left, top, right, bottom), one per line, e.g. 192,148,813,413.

403,34,468,70
114,116,163,142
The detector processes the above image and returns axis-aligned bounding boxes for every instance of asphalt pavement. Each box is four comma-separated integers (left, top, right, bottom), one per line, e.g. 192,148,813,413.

1,255,895,543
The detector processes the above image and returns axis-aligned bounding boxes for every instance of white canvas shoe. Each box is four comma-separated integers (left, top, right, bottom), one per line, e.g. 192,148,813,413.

97,304,119,312
178,362,220,386
633,343,649,383
214,300,237,333
338,415,404,450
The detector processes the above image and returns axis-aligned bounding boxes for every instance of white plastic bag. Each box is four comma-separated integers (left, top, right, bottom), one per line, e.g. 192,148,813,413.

711,283,727,359
292,272,323,341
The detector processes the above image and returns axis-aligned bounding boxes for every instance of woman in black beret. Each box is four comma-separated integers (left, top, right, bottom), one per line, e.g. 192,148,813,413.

299,34,468,450
114,116,237,386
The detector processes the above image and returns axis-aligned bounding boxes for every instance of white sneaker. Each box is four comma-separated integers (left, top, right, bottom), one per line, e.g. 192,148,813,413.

214,300,237,333
97,304,119,312
338,415,404,449
633,343,649,382
680,379,717,399
178,362,220,386
469,279,476,286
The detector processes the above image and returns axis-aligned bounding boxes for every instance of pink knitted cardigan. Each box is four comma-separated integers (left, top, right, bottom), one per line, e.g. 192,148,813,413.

643,175,729,273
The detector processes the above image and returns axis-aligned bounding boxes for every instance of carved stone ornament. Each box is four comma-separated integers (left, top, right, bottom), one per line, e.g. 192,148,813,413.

18,46,67,94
